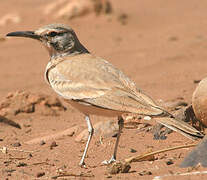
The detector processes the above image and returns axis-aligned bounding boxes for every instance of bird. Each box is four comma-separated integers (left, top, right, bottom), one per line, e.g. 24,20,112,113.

6,24,204,167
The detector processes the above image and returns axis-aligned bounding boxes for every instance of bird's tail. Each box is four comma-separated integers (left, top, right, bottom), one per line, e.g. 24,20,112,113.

154,117,204,140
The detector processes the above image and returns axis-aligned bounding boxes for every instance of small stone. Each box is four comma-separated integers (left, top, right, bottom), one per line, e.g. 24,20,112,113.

50,141,58,149
40,140,46,145
117,13,128,25
36,172,45,178
138,170,152,176
12,142,21,147
28,153,33,158
176,101,188,107
106,175,112,178
107,161,131,174
16,162,27,167
194,80,201,84
0,36,6,42
121,163,131,173
1,146,7,154
130,148,137,153
4,169,16,173
4,160,11,166
143,116,151,121
168,36,178,41
25,129,32,133
166,159,174,165
23,124,31,128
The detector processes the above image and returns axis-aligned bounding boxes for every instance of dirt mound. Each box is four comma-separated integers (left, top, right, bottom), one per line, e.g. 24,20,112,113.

43,0,112,20
0,90,66,117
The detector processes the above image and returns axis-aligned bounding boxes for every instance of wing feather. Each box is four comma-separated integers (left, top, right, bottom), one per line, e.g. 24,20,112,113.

47,54,163,115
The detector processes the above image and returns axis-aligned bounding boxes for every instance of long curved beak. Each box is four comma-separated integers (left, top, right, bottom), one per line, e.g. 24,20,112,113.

6,31,40,40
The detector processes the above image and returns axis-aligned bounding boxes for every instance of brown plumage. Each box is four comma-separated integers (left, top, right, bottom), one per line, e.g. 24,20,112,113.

6,24,203,167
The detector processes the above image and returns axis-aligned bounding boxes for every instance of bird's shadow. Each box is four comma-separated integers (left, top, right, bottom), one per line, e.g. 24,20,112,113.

0,115,21,129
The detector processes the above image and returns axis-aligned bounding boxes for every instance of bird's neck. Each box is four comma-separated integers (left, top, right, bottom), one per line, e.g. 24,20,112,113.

49,42,89,60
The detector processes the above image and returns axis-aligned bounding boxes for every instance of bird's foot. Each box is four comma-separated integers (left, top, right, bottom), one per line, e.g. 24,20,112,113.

79,161,87,168
101,156,116,165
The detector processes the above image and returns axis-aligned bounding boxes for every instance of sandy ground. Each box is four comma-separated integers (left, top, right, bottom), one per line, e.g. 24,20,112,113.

1,0,207,179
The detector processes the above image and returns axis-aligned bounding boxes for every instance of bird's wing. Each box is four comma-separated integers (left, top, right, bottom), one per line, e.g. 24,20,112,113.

155,117,203,140
47,54,204,140
47,54,164,115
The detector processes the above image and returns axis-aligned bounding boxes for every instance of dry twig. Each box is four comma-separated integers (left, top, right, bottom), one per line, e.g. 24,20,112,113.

153,170,207,179
51,172,94,179
0,146,34,153
125,144,196,163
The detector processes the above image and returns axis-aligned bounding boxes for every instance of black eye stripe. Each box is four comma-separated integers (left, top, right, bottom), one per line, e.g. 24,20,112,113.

49,31,58,37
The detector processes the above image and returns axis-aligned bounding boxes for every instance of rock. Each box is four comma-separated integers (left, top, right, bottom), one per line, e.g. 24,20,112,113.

40,140,46,146
0,36,6,42
16,162,27,167
172,105,201,129
194,79,201,84
130,148,137,153
50,141,58,149
75,120,118,142
107,161,131,174
0,90,66,118
138,170,152,176
123,113,142,129
43,0,113,20
160,99,188,111
1,147,7,154
166,159,174,165
168,36,179,42
192,77,207,127
180,135,207,168
173,108,186,122
36,172,45,178
12,142,21,147
143,116,151,121
117,13,128,25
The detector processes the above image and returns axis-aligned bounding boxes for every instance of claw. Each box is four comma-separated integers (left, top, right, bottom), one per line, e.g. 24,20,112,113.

79,161,87,168
101,156,116,165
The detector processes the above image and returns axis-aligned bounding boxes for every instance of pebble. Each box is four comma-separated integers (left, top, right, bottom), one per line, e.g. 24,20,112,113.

166,159,174,165
36,172,45,178
40,140,46,145
12,142,21,147
138,170,152,176
16,162,27,167
143,116,151,121
50,141,58,149
130,148,137,153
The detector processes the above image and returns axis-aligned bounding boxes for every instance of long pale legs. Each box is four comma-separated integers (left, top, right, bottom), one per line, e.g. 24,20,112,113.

79,115,124,166
79,115,94,167
102,116,124,164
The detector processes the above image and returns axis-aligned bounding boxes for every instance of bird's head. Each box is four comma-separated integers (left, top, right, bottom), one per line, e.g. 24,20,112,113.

6,24,89,59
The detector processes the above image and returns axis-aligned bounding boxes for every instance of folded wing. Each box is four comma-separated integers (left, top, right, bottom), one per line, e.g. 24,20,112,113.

47,54,164,116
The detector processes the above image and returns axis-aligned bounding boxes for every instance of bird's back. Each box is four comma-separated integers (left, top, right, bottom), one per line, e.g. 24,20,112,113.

46,53,164,116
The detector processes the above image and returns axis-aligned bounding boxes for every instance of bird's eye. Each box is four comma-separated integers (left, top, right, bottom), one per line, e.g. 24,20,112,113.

48,31,58,37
